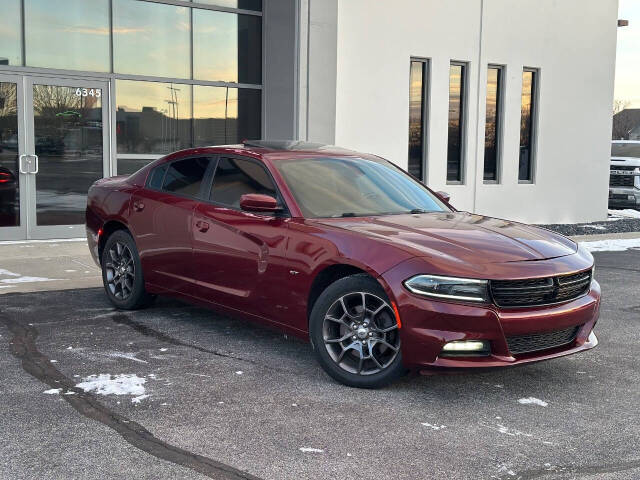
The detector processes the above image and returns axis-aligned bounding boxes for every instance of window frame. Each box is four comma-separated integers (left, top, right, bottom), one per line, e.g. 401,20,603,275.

203,154,290,217
483,64,505,184
519,67,540,184
145,155,216,201
446,60,468,185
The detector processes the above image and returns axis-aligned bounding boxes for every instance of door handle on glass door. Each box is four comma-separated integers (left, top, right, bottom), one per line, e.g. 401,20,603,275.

133,201,145,212
196,220,210,232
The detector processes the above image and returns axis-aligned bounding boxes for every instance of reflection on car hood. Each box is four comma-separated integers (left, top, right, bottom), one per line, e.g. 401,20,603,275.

313,211,577,265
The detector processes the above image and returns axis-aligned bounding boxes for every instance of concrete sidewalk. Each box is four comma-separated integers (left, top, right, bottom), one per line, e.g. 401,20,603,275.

1,231,639,295
0,239,101,294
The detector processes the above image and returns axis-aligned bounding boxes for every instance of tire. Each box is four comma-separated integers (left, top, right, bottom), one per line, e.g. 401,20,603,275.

101,229,154,310
309,274,405,388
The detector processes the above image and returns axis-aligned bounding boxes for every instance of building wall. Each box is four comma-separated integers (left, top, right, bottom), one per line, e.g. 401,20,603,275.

331,0,618,224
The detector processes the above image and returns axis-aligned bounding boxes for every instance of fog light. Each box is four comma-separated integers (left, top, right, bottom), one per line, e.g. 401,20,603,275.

441,340,489,353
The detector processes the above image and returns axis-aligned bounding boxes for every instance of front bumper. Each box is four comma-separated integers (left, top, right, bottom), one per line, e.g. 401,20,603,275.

386,276,600,370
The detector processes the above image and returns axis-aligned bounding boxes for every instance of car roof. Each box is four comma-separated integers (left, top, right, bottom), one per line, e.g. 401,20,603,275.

167,140,376,162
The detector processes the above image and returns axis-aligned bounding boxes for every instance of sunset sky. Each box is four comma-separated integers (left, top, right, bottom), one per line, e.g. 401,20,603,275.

616,0,640,107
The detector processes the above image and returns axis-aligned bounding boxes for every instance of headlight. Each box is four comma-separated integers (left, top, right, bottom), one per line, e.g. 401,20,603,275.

404,274,490,303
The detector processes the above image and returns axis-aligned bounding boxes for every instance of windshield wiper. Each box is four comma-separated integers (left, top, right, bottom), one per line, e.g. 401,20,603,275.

337,212,358,217
410,209,429,214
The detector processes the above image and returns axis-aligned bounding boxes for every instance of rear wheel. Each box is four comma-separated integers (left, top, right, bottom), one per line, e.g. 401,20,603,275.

309,274,404,388
101,230,154,310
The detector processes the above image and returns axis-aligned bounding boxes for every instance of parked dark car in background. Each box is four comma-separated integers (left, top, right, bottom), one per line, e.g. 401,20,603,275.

86,141,599,388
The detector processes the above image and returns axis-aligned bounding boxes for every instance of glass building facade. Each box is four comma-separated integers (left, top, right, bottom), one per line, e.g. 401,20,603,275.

0,0,262,239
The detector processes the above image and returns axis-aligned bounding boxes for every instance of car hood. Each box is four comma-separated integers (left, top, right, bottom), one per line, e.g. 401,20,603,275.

313,211,577,265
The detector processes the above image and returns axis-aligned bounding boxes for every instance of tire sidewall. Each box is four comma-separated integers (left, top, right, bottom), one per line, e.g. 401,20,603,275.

101,230,147,310
309,274,405,388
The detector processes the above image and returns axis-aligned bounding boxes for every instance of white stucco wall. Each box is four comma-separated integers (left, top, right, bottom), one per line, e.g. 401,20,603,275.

333,0,618,224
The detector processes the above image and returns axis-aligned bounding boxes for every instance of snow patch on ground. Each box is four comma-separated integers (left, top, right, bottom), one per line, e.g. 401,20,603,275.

0,268,59,284
497,464,517,476
106,352,148,364
75,374,146,396
579,225,606,230
608,208,640,219
488,424,533,438
132,394,150,404
43,388,62,394
579,237,640,252
518,397,549,407
299,447,324,453
421,422,446,430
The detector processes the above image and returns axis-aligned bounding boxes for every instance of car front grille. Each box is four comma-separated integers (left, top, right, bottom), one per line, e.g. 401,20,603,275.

610,166,636,187
490,270,592,308
506,325,581,355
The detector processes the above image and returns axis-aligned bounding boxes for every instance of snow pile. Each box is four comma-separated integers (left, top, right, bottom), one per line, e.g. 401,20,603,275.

580,237,640,252
518,397,548,407
75,374,146,396
421,422,447,430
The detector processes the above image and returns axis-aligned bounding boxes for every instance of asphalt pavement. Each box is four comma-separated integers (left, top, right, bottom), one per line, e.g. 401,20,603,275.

1,249,639,480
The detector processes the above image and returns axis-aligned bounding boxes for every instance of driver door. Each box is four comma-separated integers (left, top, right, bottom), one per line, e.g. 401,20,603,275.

191,156,291,321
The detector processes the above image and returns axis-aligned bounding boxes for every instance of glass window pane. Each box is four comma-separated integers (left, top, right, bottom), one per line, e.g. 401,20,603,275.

408,61,425,180
447,63,465,182
194,86,261,146
163,157,211,197
519,70,537,181
210,157,276,208
147,164,168,190
116,80,192,157
484,67,502,182
113,0,190,78
192,0,262,12
33,83,104,226
0,82,20,227
193,10,262,84
25,0,110,72
0,0,22,66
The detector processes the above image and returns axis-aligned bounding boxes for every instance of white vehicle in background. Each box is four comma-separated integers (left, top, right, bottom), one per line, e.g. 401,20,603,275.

610,140,640,210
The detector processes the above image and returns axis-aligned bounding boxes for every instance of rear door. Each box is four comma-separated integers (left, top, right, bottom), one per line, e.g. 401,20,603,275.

191,156,291,320
129,156,213,293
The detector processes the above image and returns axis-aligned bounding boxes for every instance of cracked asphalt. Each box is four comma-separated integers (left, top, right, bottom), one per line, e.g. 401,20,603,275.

1,249,639,480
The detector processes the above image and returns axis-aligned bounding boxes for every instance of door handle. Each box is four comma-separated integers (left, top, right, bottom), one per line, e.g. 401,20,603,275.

195,220,210,232
133,201,145,212
19,154,28,174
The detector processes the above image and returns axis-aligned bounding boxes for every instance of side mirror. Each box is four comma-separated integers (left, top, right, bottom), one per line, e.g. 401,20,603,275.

239,193,282,213
435,191,451,204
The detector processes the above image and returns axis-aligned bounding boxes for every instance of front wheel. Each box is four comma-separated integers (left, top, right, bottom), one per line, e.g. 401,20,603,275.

101,230,154,310
309,274,405,388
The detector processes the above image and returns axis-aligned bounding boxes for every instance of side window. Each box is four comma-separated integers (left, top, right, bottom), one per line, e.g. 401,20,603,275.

147,164,168,190
162,157,211,197
210,157,277,209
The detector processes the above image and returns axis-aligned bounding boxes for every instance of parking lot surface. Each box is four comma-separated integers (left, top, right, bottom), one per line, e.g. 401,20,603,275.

1,249,639,480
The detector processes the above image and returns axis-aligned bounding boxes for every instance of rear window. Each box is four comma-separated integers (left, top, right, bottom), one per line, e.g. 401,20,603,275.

611,142,640,158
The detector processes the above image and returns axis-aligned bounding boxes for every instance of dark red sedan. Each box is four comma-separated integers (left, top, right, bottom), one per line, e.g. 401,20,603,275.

86,141,599,388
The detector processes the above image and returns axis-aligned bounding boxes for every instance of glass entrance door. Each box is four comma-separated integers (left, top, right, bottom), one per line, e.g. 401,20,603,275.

0,75,110,240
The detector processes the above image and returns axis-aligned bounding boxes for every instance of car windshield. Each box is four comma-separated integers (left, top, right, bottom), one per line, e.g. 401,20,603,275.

274,156,450,218
611,142,640,158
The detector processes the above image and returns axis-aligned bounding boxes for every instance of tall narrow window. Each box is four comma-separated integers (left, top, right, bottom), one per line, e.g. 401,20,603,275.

519,69,538,182
408,60,427,180
447,62,466,183
484,66,503,182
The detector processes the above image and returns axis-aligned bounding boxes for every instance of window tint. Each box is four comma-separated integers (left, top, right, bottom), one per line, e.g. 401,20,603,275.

147,164,168,190
0,0,21,66
447,63,466,182
113,0,190,78
162,157,211,197
519,69,538,182
193,10,262,84
484,66,503,182
25,0,110,72
408,60,427,181
210,157,277,208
